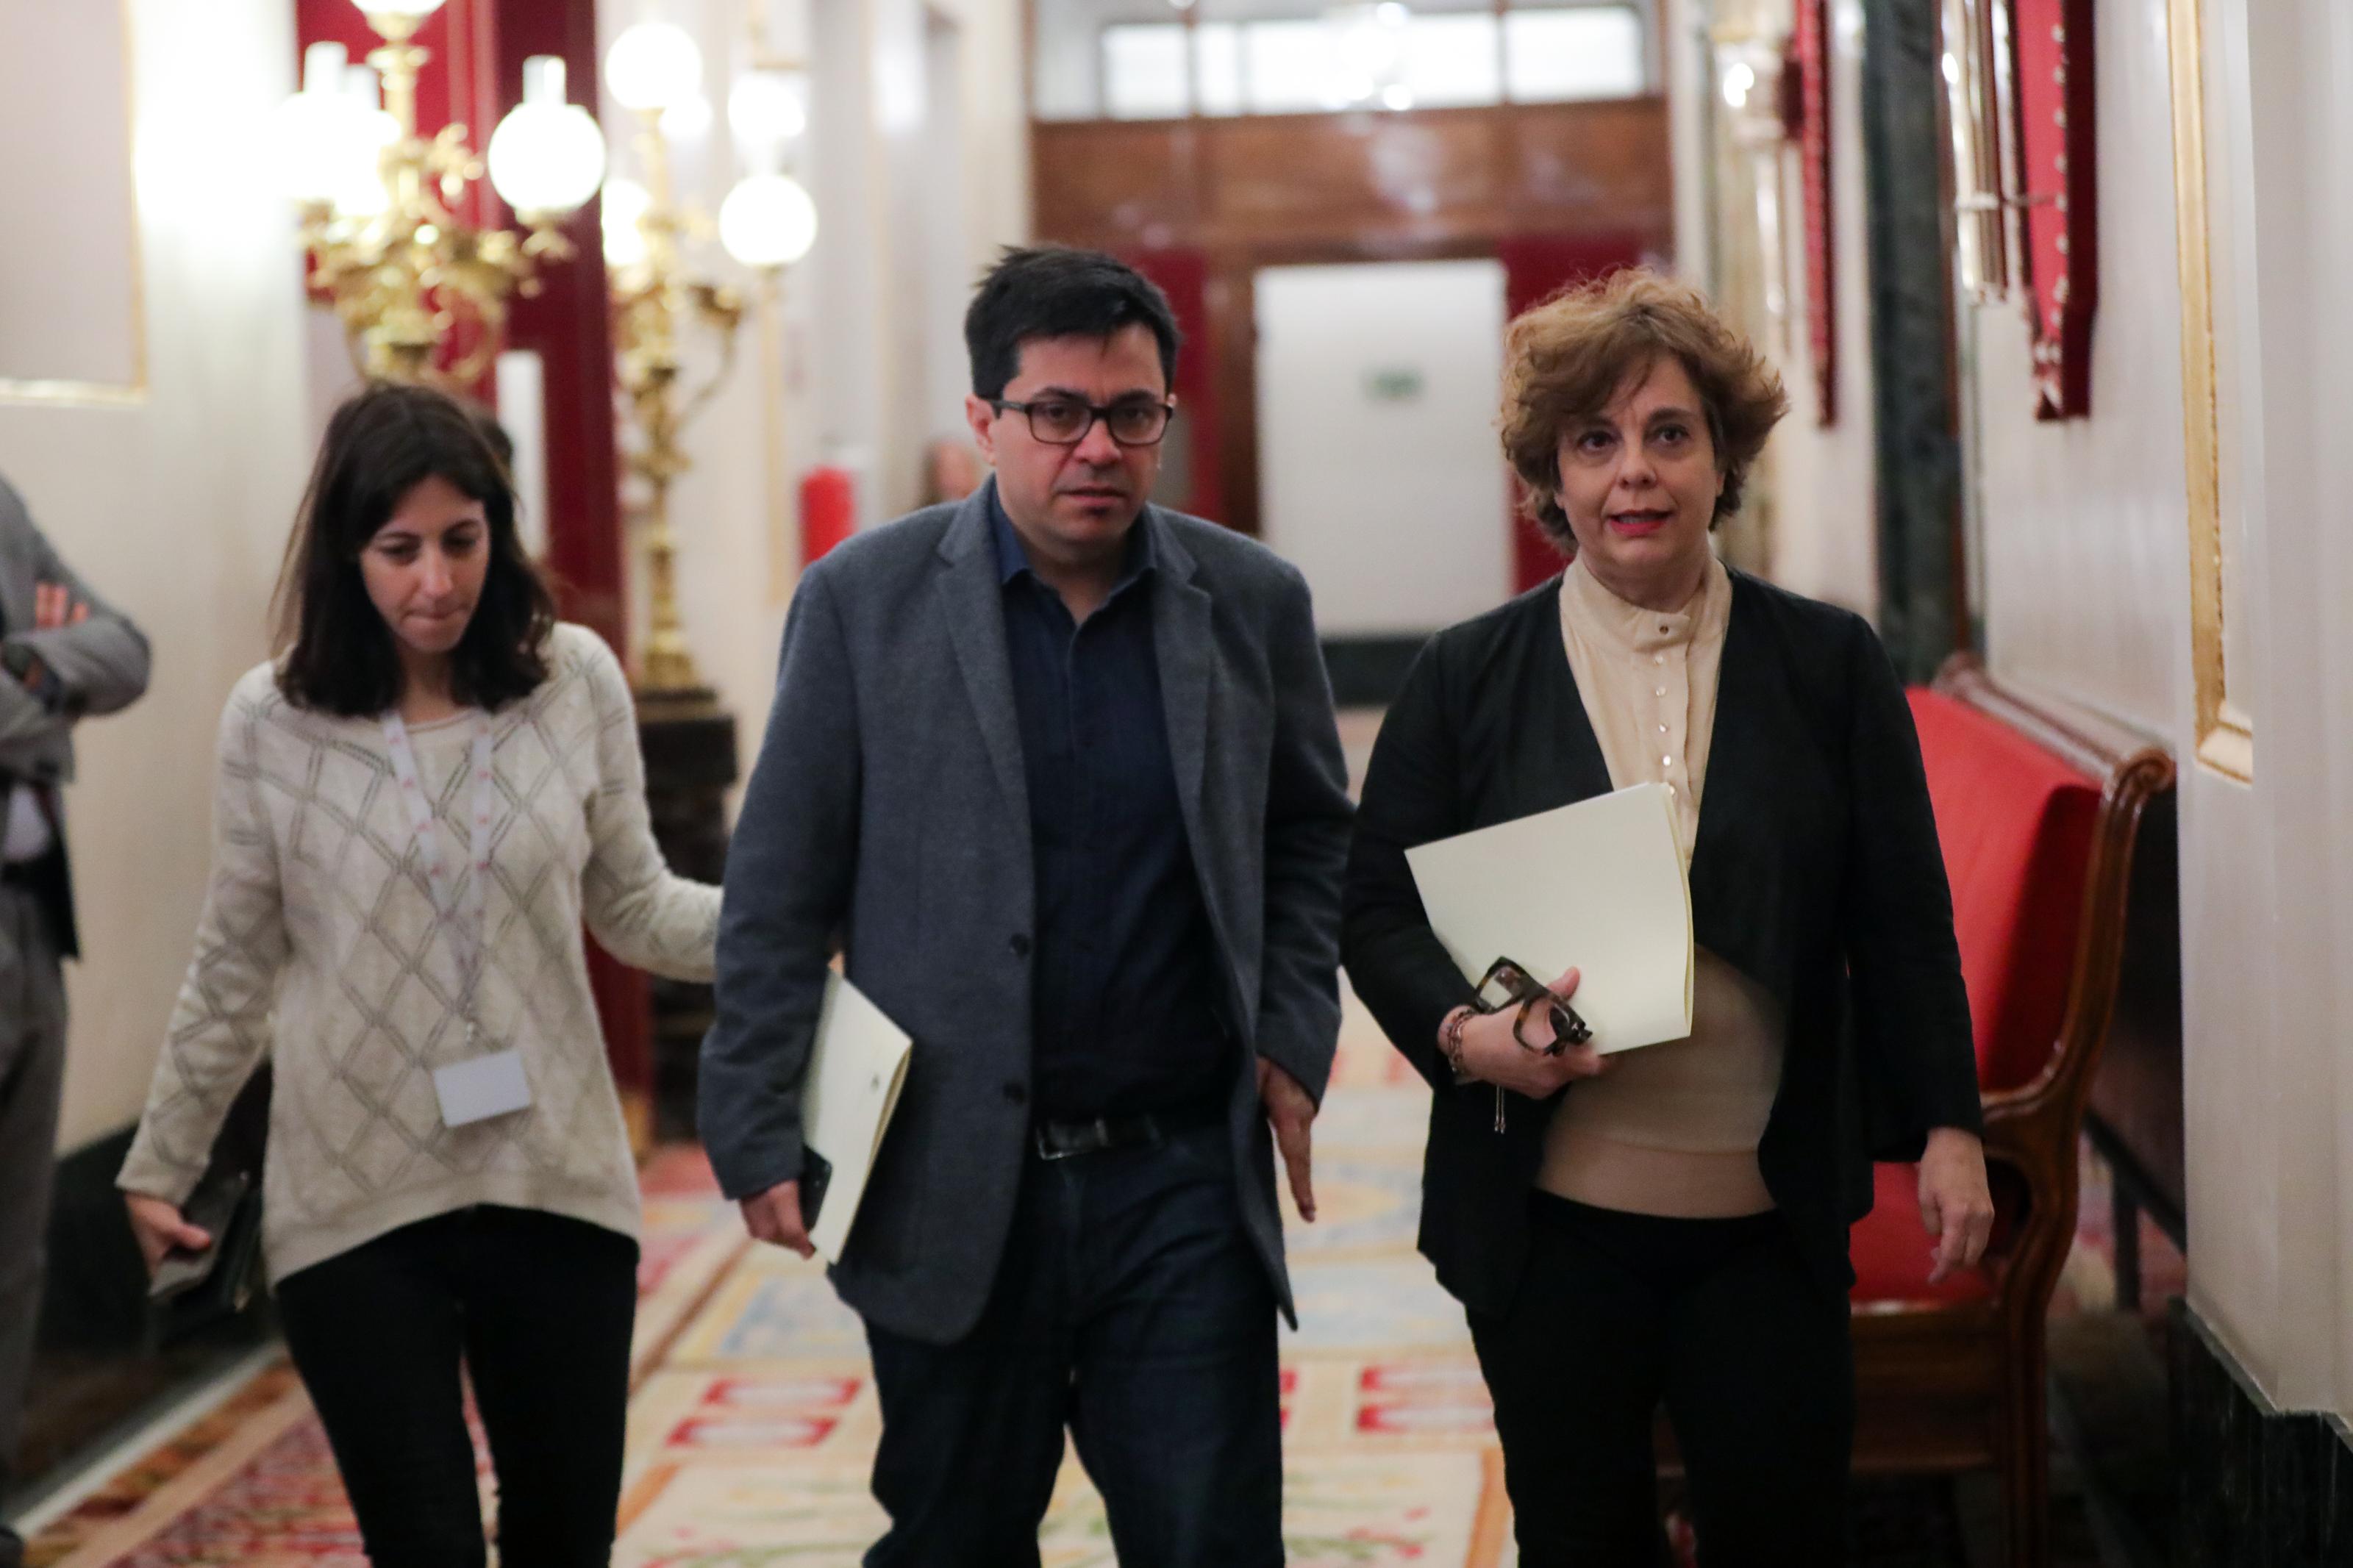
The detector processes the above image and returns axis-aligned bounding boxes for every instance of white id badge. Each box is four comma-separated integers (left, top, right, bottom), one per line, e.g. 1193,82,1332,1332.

433,1050,534,1128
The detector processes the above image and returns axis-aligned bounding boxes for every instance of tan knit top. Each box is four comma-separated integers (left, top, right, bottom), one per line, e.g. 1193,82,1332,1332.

1538,553,1785,1217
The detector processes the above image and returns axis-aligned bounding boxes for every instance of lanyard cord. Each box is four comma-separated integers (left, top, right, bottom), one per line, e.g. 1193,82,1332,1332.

382,713,497,1036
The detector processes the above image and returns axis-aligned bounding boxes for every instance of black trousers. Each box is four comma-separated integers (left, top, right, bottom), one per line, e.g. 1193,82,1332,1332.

1465,1194,1852,1568
861,1119,1283,1568
275,1205,638,1568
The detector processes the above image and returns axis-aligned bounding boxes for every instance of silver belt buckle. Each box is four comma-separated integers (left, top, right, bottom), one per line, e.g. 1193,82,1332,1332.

1035,1116,1115,1161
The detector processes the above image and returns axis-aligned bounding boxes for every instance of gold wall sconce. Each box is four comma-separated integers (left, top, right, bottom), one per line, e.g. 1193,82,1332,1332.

271,0,607,386
600,18,816,698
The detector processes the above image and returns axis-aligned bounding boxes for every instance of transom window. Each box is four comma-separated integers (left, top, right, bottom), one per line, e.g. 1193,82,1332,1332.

1035,0,1652,121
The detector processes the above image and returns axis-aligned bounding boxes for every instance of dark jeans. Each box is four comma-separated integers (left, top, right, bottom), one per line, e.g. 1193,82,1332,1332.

1466,1195,1852,1568
275,1205,638,1568
862,1119,1282,1568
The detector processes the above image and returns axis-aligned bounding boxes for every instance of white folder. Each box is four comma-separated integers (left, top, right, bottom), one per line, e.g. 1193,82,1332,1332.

800,970,914,1263
1403,782,1694,1054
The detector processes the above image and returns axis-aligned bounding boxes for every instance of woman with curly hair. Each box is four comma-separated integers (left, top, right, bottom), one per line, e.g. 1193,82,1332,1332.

1342,270,1992,1565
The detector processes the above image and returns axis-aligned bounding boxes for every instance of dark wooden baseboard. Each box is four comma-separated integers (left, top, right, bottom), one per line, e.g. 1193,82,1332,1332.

2171,1297,2353,1563
37,1127,149,1355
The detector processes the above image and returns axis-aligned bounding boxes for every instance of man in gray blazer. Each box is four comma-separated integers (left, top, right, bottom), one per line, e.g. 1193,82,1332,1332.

0,475,149,1568
701,247,1352,1566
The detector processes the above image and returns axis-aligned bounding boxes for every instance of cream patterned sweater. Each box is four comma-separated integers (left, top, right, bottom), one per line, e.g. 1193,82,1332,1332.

118,623,720,1281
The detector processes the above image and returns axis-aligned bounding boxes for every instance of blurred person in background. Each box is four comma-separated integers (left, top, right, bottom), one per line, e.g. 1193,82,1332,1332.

0,474,150,1568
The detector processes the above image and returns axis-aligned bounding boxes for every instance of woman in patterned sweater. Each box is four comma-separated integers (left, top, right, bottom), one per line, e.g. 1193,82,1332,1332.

118,382,720,1568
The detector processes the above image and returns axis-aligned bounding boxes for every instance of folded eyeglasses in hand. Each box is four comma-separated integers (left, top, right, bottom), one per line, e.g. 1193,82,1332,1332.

1474,956,1593,1055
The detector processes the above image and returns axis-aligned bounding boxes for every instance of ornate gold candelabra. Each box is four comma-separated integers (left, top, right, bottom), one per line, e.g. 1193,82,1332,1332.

601,18,815,697
278,4,604,386
608,112,746,698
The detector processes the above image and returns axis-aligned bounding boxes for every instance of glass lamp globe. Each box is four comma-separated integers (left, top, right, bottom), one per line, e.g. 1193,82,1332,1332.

605,23,703,113
269,42,354,204
601,177,652,269
718,173,818,269
728,70,808,151
329,65,402,220
352,0,449,14
487,56,608,218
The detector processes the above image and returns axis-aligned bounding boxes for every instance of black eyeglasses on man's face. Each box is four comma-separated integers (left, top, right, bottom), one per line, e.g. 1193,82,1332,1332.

992,395,1174,448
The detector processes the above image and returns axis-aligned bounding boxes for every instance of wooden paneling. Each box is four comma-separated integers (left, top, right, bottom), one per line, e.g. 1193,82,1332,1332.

1034,99,1673,254
1504,101,1675,242
1210,113,1503,237
1032,121,1208,246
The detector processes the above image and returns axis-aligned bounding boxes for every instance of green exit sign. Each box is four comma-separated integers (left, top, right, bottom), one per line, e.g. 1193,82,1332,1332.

1361,366,1425,403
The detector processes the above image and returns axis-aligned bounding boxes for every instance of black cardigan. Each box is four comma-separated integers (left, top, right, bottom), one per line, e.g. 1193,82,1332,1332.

1341,569,1982,1312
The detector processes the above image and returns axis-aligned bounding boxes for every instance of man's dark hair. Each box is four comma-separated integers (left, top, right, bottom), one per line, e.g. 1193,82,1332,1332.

271,381,557,717
965,246,1182,401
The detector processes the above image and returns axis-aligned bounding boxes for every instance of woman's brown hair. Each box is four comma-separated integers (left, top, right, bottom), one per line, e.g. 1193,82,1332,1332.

1499,268,1789,551
272,382,556,717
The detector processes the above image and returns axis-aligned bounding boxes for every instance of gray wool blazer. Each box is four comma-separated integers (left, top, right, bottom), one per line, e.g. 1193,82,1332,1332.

0,476,152,956
700,481,1352,1345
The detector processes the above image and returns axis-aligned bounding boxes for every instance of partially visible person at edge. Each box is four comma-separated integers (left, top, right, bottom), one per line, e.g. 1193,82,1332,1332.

1341,268,1994,1567
699,245,1353,1567
116,382,719,1568
0,476,150,1568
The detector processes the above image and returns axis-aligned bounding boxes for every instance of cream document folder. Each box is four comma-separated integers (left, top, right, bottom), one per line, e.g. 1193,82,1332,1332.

1404,782,1694,1053
801,970,914,1263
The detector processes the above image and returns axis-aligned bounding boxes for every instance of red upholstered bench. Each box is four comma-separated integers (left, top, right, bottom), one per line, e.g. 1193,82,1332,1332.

1846,656,2174,1568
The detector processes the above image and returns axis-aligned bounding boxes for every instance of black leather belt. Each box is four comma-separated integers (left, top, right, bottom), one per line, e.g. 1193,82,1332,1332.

1032,1096,1225,1161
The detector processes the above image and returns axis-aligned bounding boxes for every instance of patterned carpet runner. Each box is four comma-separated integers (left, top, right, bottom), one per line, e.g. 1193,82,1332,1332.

28,979,2174,1566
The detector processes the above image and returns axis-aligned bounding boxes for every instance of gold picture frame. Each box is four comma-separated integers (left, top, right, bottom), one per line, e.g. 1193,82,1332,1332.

2167,0,2249,780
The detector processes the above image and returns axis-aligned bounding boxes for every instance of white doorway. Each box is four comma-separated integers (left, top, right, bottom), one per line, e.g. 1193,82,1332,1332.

1254,259,1512,636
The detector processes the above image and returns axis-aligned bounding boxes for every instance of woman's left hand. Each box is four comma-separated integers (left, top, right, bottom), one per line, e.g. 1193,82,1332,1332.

1917,1127,1996,1284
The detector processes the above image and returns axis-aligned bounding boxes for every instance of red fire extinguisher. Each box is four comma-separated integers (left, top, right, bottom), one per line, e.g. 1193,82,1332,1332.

799,464,856,565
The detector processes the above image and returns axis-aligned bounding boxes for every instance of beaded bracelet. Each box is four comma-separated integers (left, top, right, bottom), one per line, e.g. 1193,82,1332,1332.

1439,1006,1474,1075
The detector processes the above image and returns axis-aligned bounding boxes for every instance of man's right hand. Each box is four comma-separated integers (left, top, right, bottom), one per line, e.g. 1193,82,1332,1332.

124,1194,213,1278
34,582,89,631
740,1180,815,1259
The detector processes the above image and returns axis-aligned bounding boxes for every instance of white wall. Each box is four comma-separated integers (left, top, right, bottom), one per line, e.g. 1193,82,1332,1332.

596,0,1030,782
0,0,313,1152
1963,0,2353,1422
1254,260,1513,637
1968,9,2185,732
1757,0,1876,614
2179,0,2353,1418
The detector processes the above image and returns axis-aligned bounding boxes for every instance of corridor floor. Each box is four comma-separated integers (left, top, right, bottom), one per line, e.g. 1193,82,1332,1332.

21,987,1518,1567
19,978,2172,1567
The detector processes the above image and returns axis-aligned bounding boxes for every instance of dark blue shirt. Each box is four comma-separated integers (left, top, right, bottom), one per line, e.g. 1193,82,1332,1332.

990,489,1229,1121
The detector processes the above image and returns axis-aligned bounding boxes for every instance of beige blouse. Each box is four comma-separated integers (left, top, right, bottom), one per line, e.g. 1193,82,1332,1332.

1538,552,1785,1218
